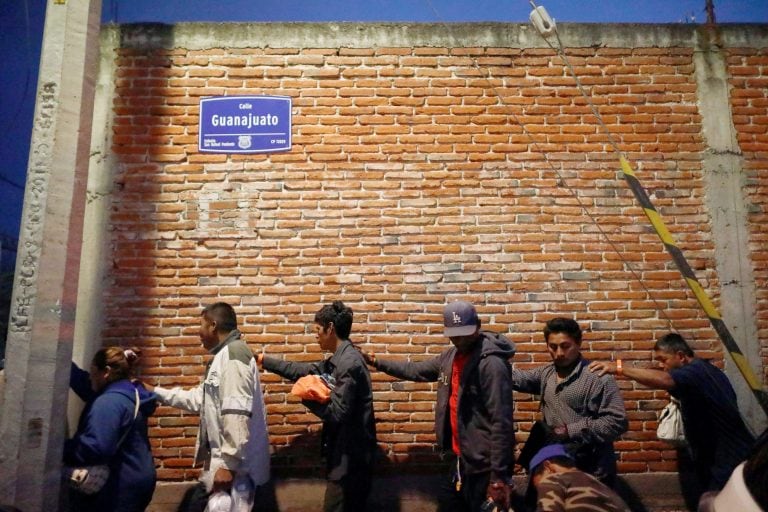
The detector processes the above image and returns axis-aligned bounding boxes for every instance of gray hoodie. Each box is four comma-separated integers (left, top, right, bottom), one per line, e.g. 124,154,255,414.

374,331,516,481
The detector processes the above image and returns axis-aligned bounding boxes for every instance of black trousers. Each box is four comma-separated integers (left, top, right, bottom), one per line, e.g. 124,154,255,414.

323,469,373,512
436,457,492,512
176,483,210,512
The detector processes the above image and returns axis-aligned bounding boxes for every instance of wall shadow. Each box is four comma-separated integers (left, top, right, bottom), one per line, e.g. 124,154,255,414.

262,431,452,511
615,477,651,512
260,432,539,512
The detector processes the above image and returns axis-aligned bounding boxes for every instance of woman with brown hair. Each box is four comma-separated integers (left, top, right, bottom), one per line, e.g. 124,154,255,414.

64,347,157,511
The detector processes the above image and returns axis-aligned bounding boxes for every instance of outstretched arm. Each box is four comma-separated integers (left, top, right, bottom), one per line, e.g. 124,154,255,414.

589,360,675,390
259,353,323,382
70,362,96,402
511,366,545,395
151,381,204,413
369,353,442,382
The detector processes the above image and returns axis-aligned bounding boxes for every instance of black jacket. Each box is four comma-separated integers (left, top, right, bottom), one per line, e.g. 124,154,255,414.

374,331,515,481
262,339,377,480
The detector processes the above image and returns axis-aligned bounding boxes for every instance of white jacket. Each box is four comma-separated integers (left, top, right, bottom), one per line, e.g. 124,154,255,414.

155,331,270,490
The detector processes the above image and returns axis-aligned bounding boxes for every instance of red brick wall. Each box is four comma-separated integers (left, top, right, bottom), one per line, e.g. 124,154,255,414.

102,35,765,482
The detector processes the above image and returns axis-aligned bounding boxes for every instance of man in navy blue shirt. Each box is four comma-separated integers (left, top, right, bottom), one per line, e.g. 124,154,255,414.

590,333,755,506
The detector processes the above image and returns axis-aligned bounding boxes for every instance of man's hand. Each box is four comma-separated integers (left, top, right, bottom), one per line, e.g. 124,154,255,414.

552,425,568,441
486,480,511,510
255,352,264,367
212,467,234,493
356,347,376,367
588,361,617,377
542,423,568,442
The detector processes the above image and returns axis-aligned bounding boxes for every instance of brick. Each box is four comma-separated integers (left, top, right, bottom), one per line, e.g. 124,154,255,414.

103,39,767,484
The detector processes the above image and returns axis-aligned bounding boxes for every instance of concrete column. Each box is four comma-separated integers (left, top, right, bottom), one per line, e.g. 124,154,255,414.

0,0,101,510
72,26,120,368
694,29,767,432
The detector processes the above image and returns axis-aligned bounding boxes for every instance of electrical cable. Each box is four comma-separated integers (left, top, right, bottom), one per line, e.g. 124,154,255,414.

528,2,768,414
421,0,768,413
0,174,24,191
422,0,678,333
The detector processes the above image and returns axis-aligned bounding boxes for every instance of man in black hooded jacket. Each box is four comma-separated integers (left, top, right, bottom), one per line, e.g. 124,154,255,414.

362,300,516,511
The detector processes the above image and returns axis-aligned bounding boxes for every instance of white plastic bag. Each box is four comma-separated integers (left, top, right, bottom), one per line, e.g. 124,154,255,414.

205,492,232,512
657,397,686,445
204,475,255,512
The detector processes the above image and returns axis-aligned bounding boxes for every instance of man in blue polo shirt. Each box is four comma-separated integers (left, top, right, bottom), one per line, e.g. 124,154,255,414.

590,332,755,506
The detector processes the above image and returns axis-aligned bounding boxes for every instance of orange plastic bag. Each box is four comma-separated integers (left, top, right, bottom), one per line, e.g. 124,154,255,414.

291,374,332,403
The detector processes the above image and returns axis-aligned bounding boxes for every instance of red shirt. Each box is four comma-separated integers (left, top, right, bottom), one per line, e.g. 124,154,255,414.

450,351,470,455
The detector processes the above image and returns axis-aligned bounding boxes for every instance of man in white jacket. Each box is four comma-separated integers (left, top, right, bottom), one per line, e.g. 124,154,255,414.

147,302,270,512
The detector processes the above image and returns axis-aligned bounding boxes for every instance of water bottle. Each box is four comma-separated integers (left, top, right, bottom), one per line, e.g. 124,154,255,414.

204,491,231,512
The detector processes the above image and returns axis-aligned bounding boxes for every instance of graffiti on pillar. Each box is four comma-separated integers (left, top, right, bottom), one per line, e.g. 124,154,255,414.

10,82,57,332
25,418,43,449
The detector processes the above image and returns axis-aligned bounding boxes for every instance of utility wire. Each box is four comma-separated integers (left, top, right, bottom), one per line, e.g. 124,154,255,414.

528,2,768,415
422,0,677,333
0,174,24,190
424,0,767,412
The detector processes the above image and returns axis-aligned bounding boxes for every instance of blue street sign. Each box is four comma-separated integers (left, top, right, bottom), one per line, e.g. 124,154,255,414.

198,95,292,153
